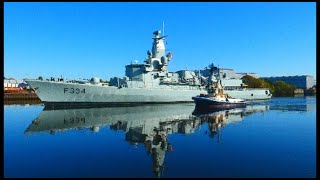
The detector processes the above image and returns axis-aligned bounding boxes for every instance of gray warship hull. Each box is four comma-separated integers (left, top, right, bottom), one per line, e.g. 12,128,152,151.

225,89,272,100
26,80,208,103
26,80,271,103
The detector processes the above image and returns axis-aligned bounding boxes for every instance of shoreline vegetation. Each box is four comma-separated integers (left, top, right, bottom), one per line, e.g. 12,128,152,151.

241,75,316,97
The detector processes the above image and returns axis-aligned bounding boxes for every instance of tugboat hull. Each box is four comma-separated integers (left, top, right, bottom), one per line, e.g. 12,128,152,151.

192,96,246,110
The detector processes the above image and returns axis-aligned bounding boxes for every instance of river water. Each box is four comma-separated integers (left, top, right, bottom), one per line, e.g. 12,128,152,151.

4,97,316,178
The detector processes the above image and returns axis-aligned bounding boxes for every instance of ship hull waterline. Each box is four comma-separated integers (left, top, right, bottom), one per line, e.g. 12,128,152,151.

26,80,208,104
26,80,271,104
192,96,247,111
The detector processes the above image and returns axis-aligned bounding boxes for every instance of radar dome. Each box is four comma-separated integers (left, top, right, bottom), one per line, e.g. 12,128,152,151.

90,77,100,84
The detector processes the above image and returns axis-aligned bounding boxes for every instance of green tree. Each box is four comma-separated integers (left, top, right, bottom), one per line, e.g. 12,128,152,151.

242,75,296,97
273,80,295,97
242,75,265,88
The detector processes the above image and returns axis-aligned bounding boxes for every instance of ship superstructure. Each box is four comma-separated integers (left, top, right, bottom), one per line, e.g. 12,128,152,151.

26,30,207,103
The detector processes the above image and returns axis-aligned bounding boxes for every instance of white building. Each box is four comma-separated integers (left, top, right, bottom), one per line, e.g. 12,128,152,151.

4,79,26,89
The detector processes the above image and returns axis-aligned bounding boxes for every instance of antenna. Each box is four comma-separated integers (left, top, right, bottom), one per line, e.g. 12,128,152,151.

162,20,165,37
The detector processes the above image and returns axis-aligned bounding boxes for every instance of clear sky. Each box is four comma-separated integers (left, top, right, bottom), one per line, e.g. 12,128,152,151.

4,2,316,80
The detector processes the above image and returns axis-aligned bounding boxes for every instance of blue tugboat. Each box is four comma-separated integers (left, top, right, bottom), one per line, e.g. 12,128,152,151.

192,64,246,110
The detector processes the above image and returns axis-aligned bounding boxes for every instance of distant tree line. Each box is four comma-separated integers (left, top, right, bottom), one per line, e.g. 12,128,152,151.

241,75,296,97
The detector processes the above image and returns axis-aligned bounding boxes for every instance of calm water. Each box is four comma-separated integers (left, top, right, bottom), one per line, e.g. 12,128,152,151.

4,97,316,178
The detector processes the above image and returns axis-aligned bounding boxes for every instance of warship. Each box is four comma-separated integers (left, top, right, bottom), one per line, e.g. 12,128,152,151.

25,30,271,104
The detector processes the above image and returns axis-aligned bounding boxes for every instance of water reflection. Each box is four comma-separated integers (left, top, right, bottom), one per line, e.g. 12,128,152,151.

193,105,269,142
25,104,270,177
259,97,316,112
269,104,314,111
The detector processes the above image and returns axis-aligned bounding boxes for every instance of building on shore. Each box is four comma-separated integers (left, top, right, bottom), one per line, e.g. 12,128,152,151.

199,68,259,79
4,78,24,88
4,78,30,92
261,75,315,89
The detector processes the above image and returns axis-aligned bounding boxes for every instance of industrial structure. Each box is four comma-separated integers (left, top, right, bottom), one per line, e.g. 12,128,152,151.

4,78,25,89
261,75,315,89
199,68,259,79
4,78,31,92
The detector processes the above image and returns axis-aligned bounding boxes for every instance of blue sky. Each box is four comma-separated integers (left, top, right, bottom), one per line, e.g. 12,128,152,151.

4,2,316,80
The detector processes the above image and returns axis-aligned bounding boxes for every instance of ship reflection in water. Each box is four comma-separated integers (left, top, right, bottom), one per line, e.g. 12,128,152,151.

192,106,264,141
25,103,271,177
